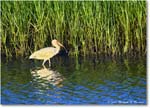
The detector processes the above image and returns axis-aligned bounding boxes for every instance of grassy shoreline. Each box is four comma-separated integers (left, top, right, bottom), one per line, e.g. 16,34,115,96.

1,1,146,58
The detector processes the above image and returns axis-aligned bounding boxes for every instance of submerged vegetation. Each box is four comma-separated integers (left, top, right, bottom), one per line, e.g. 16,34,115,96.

1,1,146,58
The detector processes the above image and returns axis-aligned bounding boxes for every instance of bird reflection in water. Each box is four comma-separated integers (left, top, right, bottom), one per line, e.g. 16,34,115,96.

31,66,65,87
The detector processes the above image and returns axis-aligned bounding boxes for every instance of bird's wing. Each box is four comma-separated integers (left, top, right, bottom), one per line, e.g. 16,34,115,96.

38,47,56,53
30,47,57,59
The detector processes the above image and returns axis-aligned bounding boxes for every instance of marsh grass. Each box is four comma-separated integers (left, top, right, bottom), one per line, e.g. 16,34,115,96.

1,1,146,58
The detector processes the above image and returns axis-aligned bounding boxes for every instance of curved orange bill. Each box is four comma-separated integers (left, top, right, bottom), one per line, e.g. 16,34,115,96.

58,42,68,53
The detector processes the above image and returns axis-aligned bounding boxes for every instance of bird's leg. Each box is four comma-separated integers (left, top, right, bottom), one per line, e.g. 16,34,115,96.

42,60,47,67
48,59,51,67
43,65,46,69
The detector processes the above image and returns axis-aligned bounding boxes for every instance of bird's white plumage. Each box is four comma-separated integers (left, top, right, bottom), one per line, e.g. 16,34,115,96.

29,47,58,60
29,39,66,67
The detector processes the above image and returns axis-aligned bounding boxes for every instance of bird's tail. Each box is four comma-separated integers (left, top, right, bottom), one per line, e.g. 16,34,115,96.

29,52,38,59
29,54,34,59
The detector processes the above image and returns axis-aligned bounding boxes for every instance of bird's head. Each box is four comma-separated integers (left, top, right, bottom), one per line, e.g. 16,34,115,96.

52,39,58,46
52,39,68,53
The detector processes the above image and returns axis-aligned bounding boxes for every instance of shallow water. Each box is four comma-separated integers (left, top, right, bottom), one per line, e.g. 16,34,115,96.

1,56,146,105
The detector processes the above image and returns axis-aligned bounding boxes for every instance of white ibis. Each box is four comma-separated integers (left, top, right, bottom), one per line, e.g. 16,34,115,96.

29,39,67,67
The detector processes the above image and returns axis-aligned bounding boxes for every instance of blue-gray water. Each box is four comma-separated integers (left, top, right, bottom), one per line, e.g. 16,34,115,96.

1,56,146,104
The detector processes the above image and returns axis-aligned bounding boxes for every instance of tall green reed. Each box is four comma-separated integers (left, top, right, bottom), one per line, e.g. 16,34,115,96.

1,1,146,58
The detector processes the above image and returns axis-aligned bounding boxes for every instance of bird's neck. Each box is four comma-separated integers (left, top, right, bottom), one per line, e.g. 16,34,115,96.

55,46,61,54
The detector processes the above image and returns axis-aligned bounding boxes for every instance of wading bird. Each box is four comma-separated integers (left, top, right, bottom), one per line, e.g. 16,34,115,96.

29,39,67,67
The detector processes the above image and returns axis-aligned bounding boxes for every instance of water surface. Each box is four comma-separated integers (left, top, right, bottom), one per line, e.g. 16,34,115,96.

1,56,146,104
